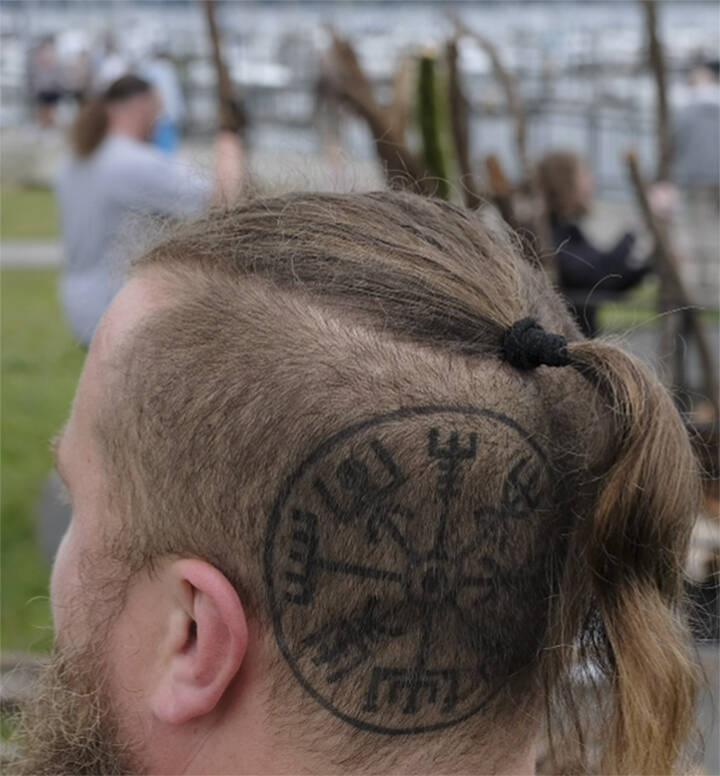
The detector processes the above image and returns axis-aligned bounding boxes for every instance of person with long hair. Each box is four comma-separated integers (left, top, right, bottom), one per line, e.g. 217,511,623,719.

14,192,700,775
537,151,651,337
54,74,242,345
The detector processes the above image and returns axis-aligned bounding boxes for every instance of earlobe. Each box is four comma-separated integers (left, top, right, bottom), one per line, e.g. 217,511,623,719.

151,560,248,726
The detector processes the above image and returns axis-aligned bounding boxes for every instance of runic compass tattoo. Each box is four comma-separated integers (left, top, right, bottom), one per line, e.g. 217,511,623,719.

264,405,552,735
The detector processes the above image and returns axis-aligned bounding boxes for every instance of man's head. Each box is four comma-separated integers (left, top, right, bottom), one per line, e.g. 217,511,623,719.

71,75,160,158
104,74,161,143
15,193,700,774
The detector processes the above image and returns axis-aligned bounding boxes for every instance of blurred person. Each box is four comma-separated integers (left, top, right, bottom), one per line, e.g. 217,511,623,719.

141,49,186,154
537,151,651,337
29,36,62,129
674,60,720,193
13,193,700,775
671,59,720,305
55,74,242,345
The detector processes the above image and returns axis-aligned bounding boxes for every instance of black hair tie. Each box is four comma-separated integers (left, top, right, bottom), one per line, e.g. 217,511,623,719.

502,317,570,371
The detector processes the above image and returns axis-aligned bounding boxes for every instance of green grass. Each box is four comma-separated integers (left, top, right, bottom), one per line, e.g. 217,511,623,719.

1,268,85,652
598,280,660,330
1,187,58,240
598,279,720,330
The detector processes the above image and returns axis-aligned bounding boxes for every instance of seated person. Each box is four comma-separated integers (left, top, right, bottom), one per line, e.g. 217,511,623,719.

537,151,651,337
15,193,699,775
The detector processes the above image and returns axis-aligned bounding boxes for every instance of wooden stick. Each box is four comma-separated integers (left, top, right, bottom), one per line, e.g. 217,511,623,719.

388,54,413,142
329,33,434,195
446,36,483,209
453,17,555,276
453,19,529,182
642,0,672,182
640,0,677,378
626,151,719,417
202,0,247,136
484,154,517,228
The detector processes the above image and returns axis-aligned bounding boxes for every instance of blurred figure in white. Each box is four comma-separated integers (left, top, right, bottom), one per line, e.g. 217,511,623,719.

674,60,720,193
141,48,185,154
676,60,720,306
29,36,62,129
54,74,243,345
656,60,720,306
94,34,129,90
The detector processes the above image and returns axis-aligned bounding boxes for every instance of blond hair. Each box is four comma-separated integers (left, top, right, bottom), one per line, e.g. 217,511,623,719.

536,150,585,222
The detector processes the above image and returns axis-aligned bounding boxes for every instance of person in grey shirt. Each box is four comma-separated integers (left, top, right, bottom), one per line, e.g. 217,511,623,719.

55,74,243,344
673,60,720,191
671,60,720,304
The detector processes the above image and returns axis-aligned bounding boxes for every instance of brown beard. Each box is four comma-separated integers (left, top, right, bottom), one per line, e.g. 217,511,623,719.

10,640,139,775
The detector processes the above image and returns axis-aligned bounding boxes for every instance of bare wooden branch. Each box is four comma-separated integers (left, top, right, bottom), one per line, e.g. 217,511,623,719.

329,33,435,195
446,37,483,209
202,0,247,135
453,19,530,182
452,17,555,277
484,154,517,227
626,151,718,416
642,0,672,181
485,154,557,274
387,54,413,142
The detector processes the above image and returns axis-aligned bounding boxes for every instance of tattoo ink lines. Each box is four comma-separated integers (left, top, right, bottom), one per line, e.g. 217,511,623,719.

312,439,406,543
428,428,477,558
363,665,460,715
428,429,477,506
352,429,477,719
301,597,408,684
265,405,551,735
501,456,543,520
285,510,318,605
284,508,404,606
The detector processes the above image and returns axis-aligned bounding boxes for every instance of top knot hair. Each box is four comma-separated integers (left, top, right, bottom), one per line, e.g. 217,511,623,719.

502,317,570,371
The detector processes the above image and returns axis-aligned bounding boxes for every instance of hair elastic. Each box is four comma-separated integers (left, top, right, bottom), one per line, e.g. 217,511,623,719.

502,317,570,371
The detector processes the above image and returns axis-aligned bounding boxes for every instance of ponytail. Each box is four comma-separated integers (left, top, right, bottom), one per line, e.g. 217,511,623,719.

543,339,701,774
70,97,108,157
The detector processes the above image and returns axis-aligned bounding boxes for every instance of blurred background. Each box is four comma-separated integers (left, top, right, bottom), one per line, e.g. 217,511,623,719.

1,0,718,770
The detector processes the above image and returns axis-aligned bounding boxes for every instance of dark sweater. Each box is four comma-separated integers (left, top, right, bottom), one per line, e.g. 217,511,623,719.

553,220,650,336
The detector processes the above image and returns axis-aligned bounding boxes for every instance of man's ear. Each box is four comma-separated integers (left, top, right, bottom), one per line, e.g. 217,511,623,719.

150,559,248,726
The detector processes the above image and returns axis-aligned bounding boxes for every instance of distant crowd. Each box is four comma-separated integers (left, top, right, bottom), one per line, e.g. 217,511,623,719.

29,34,184,153
25,27,720,344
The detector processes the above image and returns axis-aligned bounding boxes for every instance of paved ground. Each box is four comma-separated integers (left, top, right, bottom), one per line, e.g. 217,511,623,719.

1,239,61,267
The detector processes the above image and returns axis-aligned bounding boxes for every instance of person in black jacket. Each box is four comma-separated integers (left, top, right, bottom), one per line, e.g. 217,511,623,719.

537,151,651,336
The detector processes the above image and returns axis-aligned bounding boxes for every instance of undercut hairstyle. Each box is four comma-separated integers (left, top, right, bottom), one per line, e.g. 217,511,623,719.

96,192,700,774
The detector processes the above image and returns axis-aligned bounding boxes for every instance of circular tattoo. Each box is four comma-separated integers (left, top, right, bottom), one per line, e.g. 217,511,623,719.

264,405,553,735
